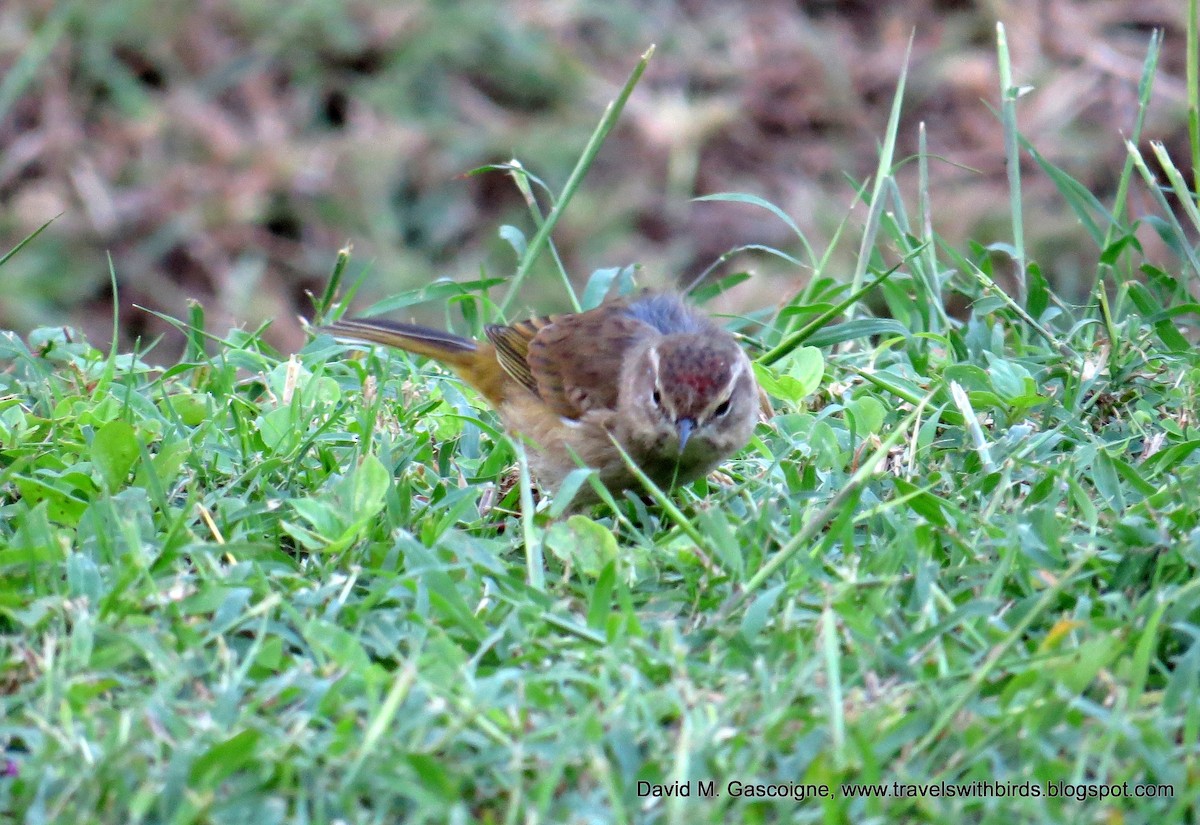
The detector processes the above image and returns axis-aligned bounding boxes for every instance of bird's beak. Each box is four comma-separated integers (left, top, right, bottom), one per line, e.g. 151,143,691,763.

676,417,695,451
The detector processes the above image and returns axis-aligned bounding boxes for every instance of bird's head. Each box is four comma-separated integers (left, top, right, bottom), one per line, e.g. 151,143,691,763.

619,333,758,468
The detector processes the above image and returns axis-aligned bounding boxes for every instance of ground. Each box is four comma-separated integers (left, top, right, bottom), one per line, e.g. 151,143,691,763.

0,0,1191,355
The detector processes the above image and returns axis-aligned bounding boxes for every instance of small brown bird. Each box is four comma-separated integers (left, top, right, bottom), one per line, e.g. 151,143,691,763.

321,291,760,505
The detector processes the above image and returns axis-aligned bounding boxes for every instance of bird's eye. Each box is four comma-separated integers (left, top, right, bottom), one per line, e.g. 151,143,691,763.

713,399,731,417
652,389,662,406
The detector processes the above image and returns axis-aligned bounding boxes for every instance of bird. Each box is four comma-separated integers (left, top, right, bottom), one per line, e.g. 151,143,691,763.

319,291,761,506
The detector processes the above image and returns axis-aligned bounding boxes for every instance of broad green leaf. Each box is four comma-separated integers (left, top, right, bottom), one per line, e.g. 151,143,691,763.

581,265,636,309
260,406,299,452
92,419,138,491
499,224,527,258
189,729,262,788
544,515,619,578
846,396,886,436
345,454,389,521
753,346,823,404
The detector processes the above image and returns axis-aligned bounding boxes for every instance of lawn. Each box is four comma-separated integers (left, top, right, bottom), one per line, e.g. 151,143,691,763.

3,11,1200,825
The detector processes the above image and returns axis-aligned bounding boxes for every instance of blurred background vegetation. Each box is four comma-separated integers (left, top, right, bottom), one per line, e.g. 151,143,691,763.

0,0,1191,359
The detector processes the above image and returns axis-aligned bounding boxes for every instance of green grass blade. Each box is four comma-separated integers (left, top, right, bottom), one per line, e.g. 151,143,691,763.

499,45,655,315
996,22,1027,306
847,32,912,316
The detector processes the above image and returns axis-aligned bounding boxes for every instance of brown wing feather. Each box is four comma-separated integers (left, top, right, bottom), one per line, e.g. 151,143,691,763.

484,322,540,398
486,297,662,419
526,308,656,419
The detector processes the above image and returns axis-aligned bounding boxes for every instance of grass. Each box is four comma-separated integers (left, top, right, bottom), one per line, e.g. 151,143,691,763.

4,19,1200,825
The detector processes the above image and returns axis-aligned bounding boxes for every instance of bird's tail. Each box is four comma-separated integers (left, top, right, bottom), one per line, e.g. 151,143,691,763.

320,318,505,405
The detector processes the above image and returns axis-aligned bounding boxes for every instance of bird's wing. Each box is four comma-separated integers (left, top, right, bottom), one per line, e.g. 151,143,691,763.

486,303,654,420
484,317,544,399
